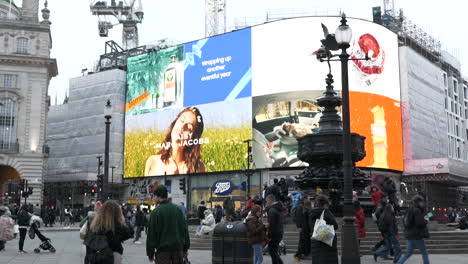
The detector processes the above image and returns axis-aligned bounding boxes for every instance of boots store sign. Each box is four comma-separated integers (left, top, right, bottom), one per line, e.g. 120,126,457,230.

213,180,234,195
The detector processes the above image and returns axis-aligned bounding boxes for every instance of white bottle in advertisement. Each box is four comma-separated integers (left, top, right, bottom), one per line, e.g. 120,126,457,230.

370,105,388,168
163,55,178,107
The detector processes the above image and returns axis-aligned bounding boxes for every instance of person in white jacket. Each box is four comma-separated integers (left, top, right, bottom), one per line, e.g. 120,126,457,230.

196,210,216,236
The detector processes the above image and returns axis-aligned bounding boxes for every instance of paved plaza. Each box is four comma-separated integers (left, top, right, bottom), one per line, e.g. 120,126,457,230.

0,229,465,264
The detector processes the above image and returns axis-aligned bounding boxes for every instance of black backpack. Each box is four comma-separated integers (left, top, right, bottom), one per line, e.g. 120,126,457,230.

86,231,114,264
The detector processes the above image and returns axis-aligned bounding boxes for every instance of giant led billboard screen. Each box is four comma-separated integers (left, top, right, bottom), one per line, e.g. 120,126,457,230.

124,17,403,178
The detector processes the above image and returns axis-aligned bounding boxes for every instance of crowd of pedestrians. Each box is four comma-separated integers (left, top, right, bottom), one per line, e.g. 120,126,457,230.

3,175,467,264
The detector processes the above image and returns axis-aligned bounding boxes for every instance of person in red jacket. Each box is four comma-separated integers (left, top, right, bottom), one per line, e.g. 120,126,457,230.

371,186,384,206
354,200,366,255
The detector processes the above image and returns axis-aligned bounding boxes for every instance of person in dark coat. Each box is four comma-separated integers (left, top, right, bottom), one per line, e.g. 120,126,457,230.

374,204,401,263
309,194,339,264
48,207,56,227
266,194,284,264
133,205,145,244
397,195,430,264
278,178,288,202
294,195,312,261
382,177,398,213
197,201,207,221
328,179,342,214
266,179,282,202
245,205,267,264
17,204,31,253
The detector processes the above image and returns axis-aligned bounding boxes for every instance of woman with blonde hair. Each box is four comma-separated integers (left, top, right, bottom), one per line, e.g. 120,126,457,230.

85,200,133,264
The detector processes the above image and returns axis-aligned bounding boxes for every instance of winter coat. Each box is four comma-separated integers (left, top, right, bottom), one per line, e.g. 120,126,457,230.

85,223,133,256
371,190,384,206
309,208,338,264
290,191,303,209
404,205,429,240
379,213,398,237
17,209,31,227
245,216,266,245
266,184,282,201
354,208,366,238
267,202,284,242
135,211,145,227
201,214,215,228
146,201,190,259
197,205,207,220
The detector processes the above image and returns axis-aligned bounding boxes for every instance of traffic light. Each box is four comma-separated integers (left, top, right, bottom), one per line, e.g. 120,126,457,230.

91,188,96,194
179,178,186,194
19,179,25,192
97,174,104,189
68,196,72,200
27,187,33,196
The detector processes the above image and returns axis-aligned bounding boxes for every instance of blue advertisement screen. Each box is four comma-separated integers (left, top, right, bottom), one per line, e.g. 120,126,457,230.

183,29,252,106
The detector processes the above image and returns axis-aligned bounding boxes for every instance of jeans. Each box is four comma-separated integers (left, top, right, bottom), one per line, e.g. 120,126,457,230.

375,234,401,262
398,239,430,264
252,243,263,264
268,240,283,264
134,225,143,241
18,228,27,251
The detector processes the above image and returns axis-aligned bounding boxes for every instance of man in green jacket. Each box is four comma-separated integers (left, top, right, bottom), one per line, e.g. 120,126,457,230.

147,185,190,263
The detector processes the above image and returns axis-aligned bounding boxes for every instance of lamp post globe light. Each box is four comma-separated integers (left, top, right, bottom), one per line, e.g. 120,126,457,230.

104,100,112,201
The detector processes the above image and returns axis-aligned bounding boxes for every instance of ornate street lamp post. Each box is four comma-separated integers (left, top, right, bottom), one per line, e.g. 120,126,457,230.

296,14,370,264
335,15,361,264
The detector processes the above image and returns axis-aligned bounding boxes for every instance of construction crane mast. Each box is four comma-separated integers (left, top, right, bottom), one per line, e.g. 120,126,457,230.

90,0,144,50
205,0,226,37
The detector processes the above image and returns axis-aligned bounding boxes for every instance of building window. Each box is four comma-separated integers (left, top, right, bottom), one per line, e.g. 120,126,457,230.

464,85,468,100
0,11,6,17
0,74,18,89
0,98,17,151
454,79,459,95
443,72,448,87
16,38,28,54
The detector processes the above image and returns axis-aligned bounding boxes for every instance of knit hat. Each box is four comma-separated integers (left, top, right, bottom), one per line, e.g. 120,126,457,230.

153,185,168,198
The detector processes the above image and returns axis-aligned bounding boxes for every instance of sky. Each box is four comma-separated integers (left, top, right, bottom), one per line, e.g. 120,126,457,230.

19,0,468,104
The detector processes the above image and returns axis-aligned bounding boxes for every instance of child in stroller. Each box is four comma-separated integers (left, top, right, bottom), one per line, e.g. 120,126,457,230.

29,218,56,253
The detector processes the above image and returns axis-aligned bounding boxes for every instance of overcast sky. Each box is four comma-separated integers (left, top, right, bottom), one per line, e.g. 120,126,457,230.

23,0,468,104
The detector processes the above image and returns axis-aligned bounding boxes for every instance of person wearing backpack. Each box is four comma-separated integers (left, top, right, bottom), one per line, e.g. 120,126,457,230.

0,206,15,251
17,204,31,253
397,195,430,264
84,200,133,264
147,185,190,263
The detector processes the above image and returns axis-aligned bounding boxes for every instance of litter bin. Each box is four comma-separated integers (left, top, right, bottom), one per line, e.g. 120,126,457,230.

212,221,253,264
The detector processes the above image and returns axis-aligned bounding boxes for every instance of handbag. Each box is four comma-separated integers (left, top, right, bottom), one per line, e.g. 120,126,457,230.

311,209,335,247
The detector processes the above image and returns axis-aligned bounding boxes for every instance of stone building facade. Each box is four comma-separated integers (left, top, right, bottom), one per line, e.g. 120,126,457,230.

0,0,57,205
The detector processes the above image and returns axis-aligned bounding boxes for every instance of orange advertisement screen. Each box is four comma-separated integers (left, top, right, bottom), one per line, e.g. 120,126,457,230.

350,91,403,171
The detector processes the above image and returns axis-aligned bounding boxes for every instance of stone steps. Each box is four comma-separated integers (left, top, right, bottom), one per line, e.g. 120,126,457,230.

188,222,468,254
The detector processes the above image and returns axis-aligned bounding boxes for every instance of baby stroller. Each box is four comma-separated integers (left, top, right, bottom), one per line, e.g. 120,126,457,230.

29,219,56,253
263,240,287,256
